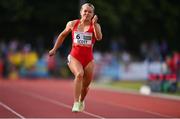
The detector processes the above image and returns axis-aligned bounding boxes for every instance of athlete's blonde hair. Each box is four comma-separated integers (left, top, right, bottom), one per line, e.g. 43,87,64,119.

81,3,95,12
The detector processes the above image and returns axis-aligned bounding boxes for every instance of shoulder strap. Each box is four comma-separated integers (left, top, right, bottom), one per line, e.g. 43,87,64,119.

72,20,80,31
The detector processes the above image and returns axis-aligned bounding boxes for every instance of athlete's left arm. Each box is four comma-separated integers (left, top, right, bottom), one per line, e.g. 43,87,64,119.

92,15,102,41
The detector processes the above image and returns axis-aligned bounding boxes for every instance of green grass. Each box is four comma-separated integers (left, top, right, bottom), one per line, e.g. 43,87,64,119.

108,81,145,91
93,80,180,96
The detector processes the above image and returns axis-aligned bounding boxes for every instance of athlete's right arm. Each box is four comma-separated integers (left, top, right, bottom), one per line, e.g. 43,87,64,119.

49,21,74,56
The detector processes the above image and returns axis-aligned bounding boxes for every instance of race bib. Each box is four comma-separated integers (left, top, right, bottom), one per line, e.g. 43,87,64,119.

74,31,92,45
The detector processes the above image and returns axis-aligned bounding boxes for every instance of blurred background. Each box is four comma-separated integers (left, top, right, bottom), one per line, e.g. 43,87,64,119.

0,0,180,95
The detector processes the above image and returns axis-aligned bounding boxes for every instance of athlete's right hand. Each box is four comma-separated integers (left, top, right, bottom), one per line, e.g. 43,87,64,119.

49,48,56,56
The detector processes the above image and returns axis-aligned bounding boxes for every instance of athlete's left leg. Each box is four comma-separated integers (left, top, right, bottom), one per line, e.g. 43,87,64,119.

80,60,95,102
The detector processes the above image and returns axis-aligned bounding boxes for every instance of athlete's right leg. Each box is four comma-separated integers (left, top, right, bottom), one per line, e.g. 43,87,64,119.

67,55,84,102
78,60,94,112
80,60,95,102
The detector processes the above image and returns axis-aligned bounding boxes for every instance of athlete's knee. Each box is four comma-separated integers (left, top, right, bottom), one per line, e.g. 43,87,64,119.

75,71,84,80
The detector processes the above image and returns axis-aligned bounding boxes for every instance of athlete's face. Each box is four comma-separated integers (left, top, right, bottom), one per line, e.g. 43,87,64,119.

80,5,94,21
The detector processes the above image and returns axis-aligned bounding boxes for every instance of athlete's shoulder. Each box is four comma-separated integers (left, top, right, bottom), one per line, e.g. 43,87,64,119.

68,19,79,26
66,19,79,31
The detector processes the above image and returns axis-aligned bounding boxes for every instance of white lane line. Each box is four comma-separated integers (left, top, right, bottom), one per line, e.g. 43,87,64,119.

0,102,25,119
15,90,105,119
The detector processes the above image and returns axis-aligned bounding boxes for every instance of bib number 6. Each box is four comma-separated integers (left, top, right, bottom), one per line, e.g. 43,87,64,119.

76,34,80,39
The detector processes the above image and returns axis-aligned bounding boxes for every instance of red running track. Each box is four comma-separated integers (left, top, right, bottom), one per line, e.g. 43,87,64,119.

0,79,180,118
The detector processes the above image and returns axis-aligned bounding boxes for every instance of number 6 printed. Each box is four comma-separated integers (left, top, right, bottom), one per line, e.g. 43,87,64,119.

76,34,80,39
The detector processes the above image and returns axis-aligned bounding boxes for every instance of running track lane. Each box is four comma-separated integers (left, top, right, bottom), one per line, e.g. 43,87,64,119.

0,79,180,118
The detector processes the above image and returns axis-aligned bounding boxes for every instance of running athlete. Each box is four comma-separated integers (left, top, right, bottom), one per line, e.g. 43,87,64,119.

49,3,102,112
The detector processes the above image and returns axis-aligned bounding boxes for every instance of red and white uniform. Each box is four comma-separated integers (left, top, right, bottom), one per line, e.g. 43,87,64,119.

69,20,96,67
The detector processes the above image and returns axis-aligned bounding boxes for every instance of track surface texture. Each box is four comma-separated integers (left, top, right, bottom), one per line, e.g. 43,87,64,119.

0,79,180,118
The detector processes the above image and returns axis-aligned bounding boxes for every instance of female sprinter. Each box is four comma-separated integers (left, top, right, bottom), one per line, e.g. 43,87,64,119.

49,3,102,112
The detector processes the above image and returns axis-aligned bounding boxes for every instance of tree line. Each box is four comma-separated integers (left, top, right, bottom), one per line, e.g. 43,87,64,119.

0,0,179,52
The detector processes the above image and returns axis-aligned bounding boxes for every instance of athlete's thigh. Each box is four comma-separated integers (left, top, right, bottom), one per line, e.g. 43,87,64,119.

83,60,95,85
68,55,84,76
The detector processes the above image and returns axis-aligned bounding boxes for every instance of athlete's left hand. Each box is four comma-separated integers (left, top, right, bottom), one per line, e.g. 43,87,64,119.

92,15,98,24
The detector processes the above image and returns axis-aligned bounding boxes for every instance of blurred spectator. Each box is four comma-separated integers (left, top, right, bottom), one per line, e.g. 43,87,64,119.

160,40,169,60
8,51,23,68
19,44,38,77
7,39,21,79
140,41,148,60
110,40,119,53
9,39,19,52
35,54,49,78
140,40,165,62
121,51,131,71
22,44,38,69
47,53,56,76
0,41,9,78
166,51,180,81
